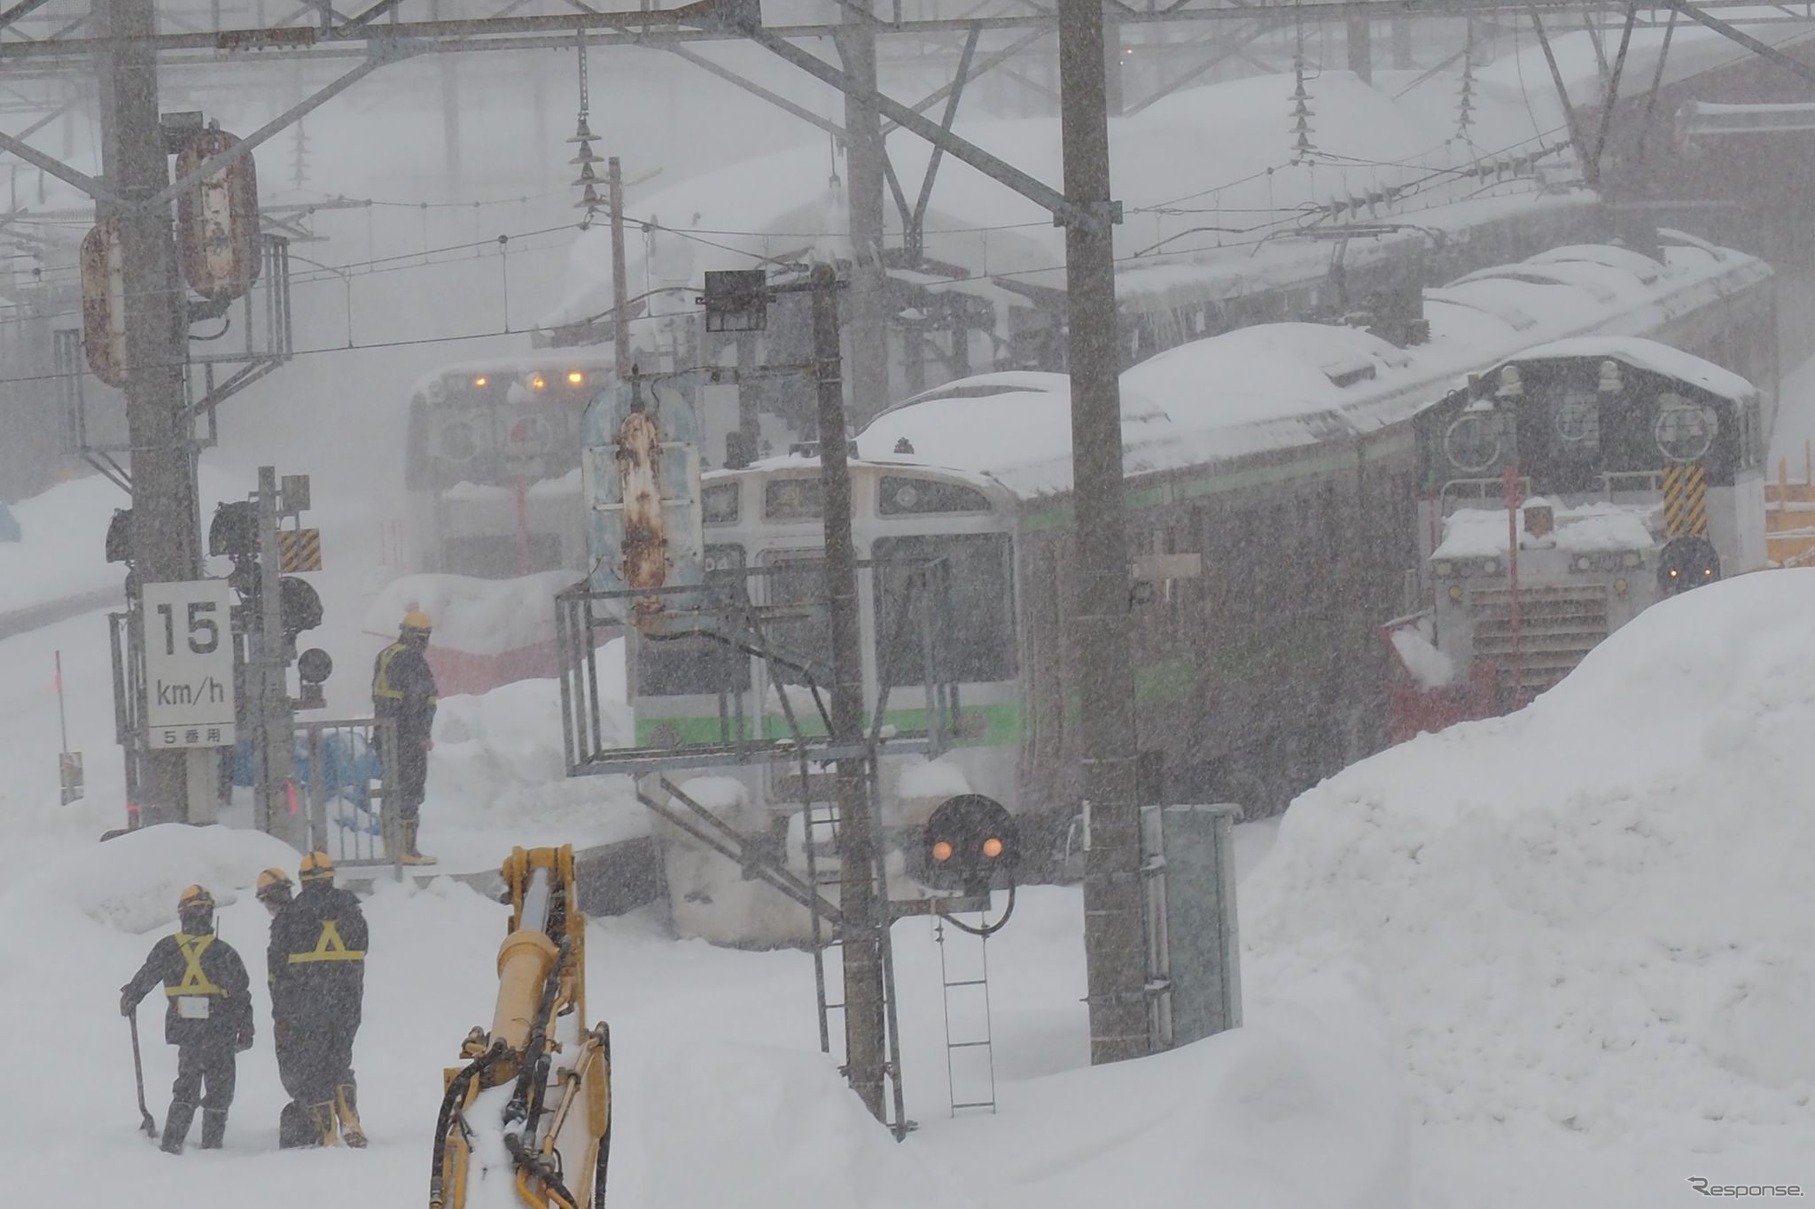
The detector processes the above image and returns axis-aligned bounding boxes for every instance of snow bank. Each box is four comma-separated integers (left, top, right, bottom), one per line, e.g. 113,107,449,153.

363,570,578,655
0,821,299,937
427,673,643,864
1246,568,1815,1199
933,985,1407,1209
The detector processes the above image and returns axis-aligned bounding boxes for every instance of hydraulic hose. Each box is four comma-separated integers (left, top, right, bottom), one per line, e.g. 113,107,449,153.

503,936,571,1129
429,1041,507,1209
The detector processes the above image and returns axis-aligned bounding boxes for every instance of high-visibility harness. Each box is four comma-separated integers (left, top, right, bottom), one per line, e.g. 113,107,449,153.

373,643,438,709
166,933,226,998
287,920,367,965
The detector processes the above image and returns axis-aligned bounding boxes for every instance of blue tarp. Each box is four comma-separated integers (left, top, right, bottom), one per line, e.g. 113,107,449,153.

232,731,385,836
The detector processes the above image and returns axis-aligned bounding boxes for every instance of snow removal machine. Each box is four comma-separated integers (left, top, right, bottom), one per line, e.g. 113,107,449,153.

430,846,611,1209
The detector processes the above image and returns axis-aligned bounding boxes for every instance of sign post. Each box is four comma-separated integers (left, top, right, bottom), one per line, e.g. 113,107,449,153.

140,579,237,750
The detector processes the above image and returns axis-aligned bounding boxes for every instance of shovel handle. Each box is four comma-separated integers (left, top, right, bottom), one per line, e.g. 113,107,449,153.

127,1010,157,1137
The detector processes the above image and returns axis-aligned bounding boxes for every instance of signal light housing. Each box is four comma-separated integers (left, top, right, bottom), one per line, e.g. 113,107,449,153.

921,794,1018,896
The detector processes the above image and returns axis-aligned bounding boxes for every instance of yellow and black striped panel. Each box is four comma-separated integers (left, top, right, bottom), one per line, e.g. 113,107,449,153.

278,527,323,572
1662,464,1708,537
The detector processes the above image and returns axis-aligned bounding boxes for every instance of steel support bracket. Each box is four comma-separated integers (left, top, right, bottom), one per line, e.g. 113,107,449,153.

1054,199,1122,228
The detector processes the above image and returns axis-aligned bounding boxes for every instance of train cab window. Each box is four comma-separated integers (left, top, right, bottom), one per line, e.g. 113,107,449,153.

761,553,832,686
703,481,741,525
765,478,823,521
877,476,991,516
874,534,1016,685
1653,392,1718,464
634,544,753,697
1443,410,1507,474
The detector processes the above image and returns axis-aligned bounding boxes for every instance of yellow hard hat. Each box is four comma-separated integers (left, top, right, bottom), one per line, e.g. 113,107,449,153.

401,610,432,632
256,867,293,902
178,884,215,913
299,850,335,882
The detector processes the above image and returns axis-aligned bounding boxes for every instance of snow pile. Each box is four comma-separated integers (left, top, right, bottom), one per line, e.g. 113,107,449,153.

933,988,1407,1209
363,570,578,655
1246,569,1815,1200
0,822,299,937
426,673,643,865
1389,625,1456,689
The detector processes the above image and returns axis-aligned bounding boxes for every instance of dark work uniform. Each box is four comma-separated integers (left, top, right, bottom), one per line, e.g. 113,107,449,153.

269,881,368,1109
122,930,253,1148
371,635,438,822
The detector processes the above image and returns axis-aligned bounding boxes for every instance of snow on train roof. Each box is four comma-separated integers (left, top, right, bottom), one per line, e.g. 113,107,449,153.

1501,336,1761,405
857,238,1767,498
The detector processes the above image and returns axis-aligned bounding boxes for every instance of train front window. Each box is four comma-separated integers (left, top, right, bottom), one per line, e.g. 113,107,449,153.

874,534,1016,685
1654,393,1718,463
877,476,991,516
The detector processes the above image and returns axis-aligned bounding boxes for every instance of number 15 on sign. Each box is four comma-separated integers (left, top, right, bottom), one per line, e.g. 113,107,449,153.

140,580,237,748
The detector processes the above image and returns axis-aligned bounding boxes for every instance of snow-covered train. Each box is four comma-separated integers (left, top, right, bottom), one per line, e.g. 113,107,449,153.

407,230,1773,916
1385,334,1770,737
686,231,1774,855
403,348,616,580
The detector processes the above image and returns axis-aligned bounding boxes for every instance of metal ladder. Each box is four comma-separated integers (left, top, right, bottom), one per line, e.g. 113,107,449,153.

935,913,998,1116
789,746,912,1137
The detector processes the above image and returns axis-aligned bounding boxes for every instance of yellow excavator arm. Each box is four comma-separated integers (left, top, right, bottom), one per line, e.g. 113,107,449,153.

431,846,612,1209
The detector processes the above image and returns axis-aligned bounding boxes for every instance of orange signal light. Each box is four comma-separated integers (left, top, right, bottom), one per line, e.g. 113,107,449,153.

530,374,547,390
473,375,489,388
931,840,954,863
981,836,1005,860
567,371,585,386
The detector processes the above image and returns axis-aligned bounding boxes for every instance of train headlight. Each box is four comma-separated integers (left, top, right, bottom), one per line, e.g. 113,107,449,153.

472,375,489,388
567,371,586,386
1572,555,1593,572
1482,558,1501,576
1448,585,1463,602
1621,551,1643,569
1614,577,1629,597
530,374,547,391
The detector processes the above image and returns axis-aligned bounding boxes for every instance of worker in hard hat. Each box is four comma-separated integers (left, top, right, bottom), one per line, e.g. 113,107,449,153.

120,885,254,1154
371,610,439,865
256,867,314,1148
269,851,370,1148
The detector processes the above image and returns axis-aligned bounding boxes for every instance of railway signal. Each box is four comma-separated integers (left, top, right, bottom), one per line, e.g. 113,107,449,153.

175,126,261,303
922,795,1019,898
78,218,127,387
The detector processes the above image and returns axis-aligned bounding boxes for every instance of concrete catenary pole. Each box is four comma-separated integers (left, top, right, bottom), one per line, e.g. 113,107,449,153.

838,3,891,426
98,0,204,827
255,467,302,848
1058,0,1150,1063
814,262,887,1121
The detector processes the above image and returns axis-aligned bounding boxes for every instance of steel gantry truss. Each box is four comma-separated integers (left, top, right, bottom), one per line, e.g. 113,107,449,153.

3,0,1812,231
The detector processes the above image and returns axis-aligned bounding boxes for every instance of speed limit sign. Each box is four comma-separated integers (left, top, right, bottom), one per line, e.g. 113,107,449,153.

141,579,238,748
